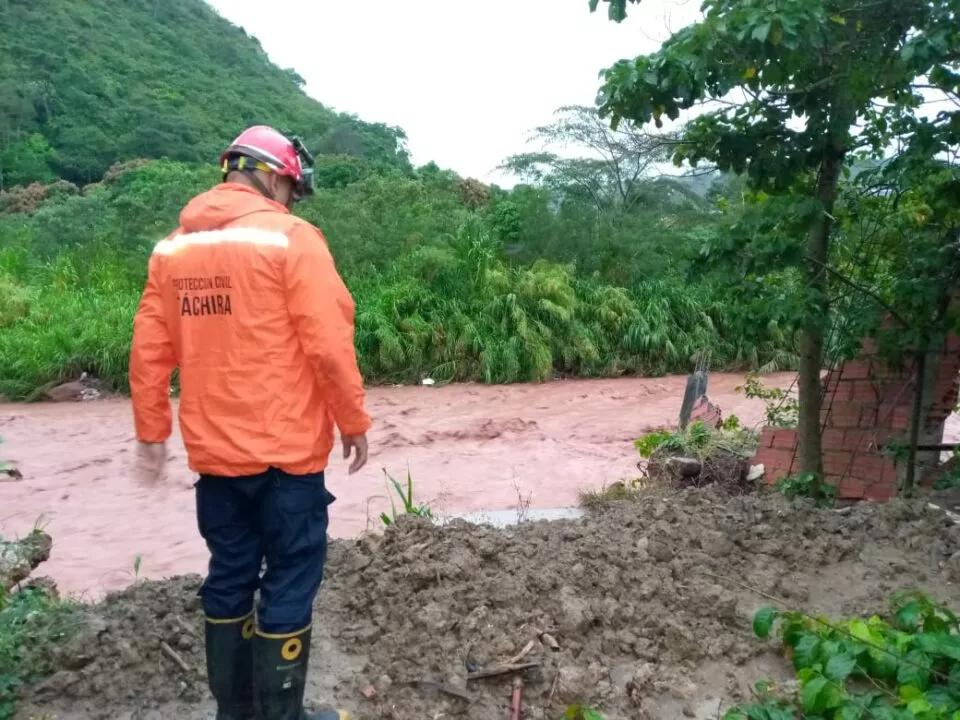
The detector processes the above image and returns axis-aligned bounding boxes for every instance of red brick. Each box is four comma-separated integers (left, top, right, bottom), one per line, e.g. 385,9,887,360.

891,405,912,431
752,448,795,482
880,458,899,485
877,381,910,404
839,478,866,499
841,361,871,380
822,428,846,450
858,407,879,429
772,429,798,450
824,451,855,476
851,381,878,403
826,380,853,402
864,483,896,501
831,405,862,428
850,455,887,482
842,429,874,452
860,338,878,356
870,360,892,379
946,333,960,354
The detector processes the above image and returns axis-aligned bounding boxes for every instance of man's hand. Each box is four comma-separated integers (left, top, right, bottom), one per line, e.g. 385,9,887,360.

133,441,167,486
341,434,369,475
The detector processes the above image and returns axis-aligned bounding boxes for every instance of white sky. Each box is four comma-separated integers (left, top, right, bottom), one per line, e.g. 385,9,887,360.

205,0,704,184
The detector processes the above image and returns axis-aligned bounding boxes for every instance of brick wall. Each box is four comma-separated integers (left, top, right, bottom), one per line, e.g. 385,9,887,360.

752,333,960,501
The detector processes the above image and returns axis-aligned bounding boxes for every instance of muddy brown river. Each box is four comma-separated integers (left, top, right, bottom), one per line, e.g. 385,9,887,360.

0,372,855,597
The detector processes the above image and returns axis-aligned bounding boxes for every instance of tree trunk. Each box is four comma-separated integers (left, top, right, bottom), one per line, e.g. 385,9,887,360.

798,145,844,483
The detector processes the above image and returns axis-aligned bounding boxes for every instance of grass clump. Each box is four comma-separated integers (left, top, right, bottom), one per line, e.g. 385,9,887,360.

379,468,433,527
775,471,839,507
578,476,657,509
728,591,960,719
635,416,760,462
0,585,82,720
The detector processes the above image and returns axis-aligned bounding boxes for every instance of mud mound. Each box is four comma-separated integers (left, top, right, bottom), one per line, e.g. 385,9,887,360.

323,492,959,718
23,575,208,711
16,490,960,720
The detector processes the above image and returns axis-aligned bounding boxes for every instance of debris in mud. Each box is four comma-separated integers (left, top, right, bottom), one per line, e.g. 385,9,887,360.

15,490,960,720
646,444,754,492
634,417,761,495
29,372,107,403
688,396,723,429
0,529,52,592
1,465,23,481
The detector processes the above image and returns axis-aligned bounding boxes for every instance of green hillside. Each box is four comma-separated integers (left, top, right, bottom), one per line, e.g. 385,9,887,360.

0,0,410,186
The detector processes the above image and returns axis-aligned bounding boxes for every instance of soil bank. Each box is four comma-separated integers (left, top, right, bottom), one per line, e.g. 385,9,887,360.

13,488,960,720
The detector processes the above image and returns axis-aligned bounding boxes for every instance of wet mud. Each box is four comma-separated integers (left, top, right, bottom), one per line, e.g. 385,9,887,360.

15,488,960,720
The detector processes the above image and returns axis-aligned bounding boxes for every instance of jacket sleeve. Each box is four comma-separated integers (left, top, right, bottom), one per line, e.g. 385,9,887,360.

284,223,372,437
129,252,177,443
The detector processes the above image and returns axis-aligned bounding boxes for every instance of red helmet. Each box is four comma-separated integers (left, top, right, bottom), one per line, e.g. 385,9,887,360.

220,125,315,201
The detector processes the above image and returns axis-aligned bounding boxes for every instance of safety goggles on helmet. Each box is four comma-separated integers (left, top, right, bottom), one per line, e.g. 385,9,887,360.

220,127,315,203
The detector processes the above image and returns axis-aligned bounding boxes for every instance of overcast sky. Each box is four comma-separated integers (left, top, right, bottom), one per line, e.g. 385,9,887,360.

205,0,703,184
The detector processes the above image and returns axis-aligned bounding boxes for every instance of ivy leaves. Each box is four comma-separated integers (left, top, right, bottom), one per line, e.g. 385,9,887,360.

729,593,960,719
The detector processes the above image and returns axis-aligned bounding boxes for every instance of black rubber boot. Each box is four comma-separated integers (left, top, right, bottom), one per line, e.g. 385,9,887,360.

205,615,256,720
253,627,350,720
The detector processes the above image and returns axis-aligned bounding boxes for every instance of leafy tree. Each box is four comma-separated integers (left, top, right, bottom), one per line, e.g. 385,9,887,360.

588,0,960,483
500,104,679,213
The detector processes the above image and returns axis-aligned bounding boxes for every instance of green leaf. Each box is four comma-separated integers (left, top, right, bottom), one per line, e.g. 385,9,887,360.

801,674,832,714
753,607,778,638
915,633,960,660
896,649,931,690
751,22,771,42
825,652,857,682
948,664,960,699
849,620,873,643
894,600,922,630
906,696,933,714
793,634,820,669
899,685,924,702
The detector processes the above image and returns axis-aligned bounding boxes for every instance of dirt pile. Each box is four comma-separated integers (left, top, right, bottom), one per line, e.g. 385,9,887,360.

15,489,960,720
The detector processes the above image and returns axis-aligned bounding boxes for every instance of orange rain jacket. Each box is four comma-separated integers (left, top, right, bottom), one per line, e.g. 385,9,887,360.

129,182,372,477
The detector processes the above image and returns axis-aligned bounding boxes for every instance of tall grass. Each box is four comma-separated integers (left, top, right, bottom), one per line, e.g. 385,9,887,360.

0,169,798,399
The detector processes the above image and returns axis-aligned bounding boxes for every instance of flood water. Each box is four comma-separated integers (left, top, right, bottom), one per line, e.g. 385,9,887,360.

0,371,895,598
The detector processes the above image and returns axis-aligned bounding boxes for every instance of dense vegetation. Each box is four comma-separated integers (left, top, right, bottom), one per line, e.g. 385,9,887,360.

0,0,410,187
591,0,960,487
0,0,802,400
0,154,796,398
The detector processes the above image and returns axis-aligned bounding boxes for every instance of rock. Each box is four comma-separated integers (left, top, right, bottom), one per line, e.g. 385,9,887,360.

43,381,88,402
945,550,960,582
0,529,53,591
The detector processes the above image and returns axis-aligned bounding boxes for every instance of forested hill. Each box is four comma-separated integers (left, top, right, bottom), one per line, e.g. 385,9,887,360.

0,0,410,187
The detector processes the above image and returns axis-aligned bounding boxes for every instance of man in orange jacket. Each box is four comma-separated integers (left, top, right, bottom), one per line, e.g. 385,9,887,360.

129,125,370,720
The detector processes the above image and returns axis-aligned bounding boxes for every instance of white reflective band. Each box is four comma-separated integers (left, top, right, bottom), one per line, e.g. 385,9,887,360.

153,228,289,255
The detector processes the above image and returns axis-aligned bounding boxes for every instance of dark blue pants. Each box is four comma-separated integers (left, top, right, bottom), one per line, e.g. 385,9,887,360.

194,468,335,635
